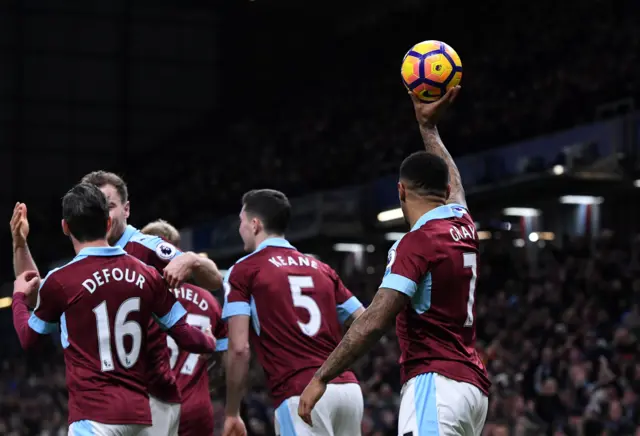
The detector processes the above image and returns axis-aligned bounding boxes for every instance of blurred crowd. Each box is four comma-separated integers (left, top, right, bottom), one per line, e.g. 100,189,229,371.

3,231,640,436
133,0,639,230
3,1,640,435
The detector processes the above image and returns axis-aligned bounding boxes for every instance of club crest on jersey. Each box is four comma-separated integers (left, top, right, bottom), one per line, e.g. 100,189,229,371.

156,242,177,260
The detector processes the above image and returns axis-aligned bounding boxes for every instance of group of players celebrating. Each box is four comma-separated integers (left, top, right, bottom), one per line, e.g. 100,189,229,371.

9,86,490,436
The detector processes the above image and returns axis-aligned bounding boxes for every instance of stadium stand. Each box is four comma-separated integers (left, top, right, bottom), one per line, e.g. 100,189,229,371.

2,1,640,435
3,232,640,435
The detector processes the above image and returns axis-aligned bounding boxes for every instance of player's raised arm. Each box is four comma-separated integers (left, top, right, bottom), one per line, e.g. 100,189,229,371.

12,270,63,350
410,86,467,208
10,203,40,277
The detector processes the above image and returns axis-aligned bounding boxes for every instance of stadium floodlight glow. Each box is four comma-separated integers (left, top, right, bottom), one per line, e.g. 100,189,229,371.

513,239,525,248
559,195,604,205
333,243,364,253
634,180,640,188
503,207,541,217
0,296,12,310
528,232,540,242
538,231,555,241
552,165,565,175
377,208,403,222
384,232,406,241
477,231,492,240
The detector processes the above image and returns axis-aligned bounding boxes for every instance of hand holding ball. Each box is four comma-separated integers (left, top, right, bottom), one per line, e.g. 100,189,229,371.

401,40,462,102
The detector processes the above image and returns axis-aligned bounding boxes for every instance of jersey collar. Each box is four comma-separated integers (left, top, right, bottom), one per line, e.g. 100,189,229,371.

411,203,467,231
114,225,138,248
77,246,127,258
256,237,296,251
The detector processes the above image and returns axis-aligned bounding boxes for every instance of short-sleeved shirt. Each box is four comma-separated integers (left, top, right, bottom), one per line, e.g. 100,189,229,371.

223,238,363,408
379,204,490,394
167,283,228,436
28,246,187,425
114,224,184,403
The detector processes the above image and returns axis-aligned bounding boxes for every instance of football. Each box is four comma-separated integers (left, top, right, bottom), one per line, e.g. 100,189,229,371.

401,40,462,102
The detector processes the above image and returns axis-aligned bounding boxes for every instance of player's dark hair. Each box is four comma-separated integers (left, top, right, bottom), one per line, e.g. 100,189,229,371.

81,171,129,203
399,151,450,197
242,189,291,235
62,183,110,243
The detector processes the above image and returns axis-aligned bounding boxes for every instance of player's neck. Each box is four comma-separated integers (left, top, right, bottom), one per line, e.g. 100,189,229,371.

407,200,446,228
73,239,110,255
254,232,285,249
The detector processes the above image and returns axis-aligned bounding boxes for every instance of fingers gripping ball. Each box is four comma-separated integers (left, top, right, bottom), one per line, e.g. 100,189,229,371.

401,40,462,102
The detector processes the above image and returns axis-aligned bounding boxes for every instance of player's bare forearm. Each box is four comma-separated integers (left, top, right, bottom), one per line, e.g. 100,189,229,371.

315,289,406,383
417,124,466,207
226,316,251,416
225,345,250,416
190,253,224,290
13,243,39,278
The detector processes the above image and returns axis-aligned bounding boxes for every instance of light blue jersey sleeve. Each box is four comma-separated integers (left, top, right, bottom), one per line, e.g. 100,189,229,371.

153,301,188,330
132,232,183,262
221,266,252,319
28,270,63,335
215,338,228,352
379,238,422,298
336,296,364,324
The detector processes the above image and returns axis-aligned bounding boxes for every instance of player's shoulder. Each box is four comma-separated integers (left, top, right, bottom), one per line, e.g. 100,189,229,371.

40,265,68,290
389,206,468,259
42,250,99,285
124,252,163,274
122,225,180,261
313,256,339,279
227,244,271,276
395,225,434,252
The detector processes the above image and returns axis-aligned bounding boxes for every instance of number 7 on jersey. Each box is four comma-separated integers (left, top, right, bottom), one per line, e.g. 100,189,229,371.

463,252,477,327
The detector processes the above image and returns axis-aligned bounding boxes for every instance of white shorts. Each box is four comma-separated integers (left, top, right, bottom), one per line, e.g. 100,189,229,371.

275,383,363,436
69,420,147,436
137,396,181,436
398,373,488,436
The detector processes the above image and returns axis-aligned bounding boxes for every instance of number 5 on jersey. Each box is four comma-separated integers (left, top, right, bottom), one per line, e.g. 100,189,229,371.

288,276,321,337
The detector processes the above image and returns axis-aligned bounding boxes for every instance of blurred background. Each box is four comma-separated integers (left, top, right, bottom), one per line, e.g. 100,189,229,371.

2,0,640,435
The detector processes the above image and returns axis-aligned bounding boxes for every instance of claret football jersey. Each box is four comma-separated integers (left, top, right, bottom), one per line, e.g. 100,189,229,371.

114,225,184,403
223,238,364,407
379,204,490,394
27,246,187,425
